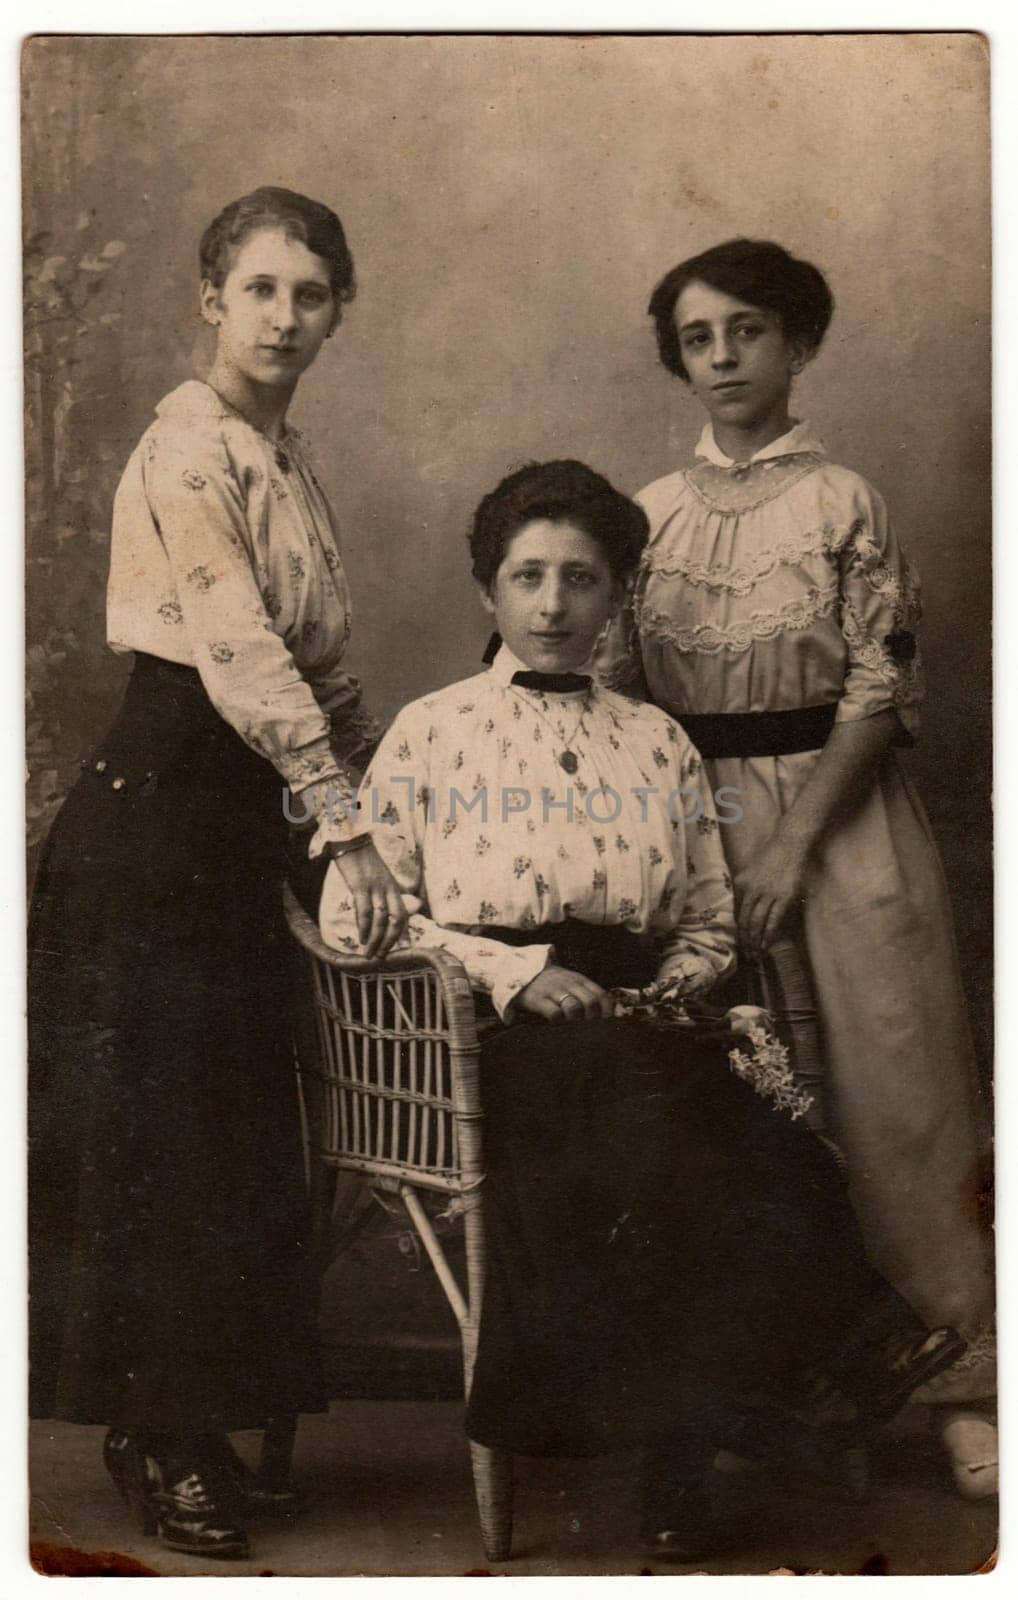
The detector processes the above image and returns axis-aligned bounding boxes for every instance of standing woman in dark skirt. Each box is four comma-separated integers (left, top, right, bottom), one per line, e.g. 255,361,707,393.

28,187,406,1561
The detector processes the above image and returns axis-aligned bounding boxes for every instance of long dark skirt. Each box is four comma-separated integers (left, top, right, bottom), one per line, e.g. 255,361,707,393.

28,653,323,1431
464,921,918,1458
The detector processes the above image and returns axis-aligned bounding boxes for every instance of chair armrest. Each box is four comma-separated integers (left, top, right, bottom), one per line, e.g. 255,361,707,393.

283,881,480,1047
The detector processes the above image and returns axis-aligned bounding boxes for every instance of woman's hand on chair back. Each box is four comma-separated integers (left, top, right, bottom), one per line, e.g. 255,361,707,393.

333,842,409,958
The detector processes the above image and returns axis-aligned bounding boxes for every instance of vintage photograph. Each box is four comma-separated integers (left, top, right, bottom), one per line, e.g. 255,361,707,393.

23,32,995,1576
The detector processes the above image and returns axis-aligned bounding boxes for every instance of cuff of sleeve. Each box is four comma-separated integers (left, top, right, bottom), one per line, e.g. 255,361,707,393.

655,952,730,996
297,771,365,857
279,733,344,793
309,817,371,859
491,943,554,1021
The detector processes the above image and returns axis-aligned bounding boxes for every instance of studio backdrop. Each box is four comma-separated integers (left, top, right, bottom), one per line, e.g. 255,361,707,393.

23,33,991,1061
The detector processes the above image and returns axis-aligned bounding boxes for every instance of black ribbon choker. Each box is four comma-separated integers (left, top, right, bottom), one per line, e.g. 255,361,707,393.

511,670,592,694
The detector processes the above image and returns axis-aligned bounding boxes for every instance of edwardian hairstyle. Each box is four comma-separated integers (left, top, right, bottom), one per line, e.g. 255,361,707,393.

470,459,649,591
199,187,356,327
648,238,834,381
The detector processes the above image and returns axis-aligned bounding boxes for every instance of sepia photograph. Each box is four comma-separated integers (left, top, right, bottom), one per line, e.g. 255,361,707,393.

21,29,996,1577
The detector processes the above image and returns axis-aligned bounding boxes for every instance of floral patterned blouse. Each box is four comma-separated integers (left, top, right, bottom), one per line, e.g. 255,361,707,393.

599,421,923,737
106,380,378,838
319,644,736,1019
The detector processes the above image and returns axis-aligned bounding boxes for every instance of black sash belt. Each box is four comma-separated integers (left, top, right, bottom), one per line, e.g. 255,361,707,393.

483,919,656,990
676,703,839,760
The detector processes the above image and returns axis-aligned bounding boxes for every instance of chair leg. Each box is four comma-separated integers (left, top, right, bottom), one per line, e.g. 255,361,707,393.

258,1414,299,1490
468,1439,514,1563
457,1186,513,1561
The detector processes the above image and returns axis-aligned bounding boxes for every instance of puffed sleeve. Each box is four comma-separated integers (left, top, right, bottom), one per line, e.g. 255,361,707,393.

652,740,737,994
835,479,923,741
141,419,358,814
318,706,553,1020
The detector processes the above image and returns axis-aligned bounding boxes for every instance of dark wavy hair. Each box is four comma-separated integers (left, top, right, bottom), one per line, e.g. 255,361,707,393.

648,238,834,382
199,187,356,328
469,460,649,592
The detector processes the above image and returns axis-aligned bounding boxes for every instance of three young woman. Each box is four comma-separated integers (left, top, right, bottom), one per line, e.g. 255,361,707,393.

598,237,995,1498
29,204,992,1566
28,188,406,1561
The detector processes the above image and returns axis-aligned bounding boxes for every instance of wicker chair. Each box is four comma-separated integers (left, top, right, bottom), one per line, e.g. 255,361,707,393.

263,887,846,1560
272,882,512,1562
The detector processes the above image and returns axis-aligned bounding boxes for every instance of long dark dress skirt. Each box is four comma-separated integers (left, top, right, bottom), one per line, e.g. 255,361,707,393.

28,653,324,1432
464,921,919,1458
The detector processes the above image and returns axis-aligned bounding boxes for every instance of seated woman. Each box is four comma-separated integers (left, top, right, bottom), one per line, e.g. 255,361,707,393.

318,460,963,1559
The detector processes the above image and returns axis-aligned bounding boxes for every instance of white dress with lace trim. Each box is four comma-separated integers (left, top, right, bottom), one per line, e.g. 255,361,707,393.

592,427,994,1384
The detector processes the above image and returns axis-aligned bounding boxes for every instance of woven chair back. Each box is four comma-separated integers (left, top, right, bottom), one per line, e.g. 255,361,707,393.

283,884,484,1196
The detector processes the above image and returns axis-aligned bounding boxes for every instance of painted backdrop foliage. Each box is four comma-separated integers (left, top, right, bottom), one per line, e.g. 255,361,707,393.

25,226,129,853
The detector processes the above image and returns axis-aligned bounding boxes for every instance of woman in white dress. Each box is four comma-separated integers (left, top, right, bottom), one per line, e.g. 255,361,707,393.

598,238,995,1497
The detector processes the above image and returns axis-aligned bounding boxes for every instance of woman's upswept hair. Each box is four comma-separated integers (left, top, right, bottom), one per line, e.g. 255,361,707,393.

648,238,834,382
199,187,356,326
469,460,649,591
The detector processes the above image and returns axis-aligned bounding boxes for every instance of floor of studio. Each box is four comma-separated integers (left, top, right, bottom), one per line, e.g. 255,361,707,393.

29,1396,997,1578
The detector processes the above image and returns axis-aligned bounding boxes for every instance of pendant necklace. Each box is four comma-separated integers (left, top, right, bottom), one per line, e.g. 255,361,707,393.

511,688,592,774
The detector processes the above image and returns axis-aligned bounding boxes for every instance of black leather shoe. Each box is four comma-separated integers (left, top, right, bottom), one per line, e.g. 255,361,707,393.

102,1432,249,1559
102,1429,160,1535
861,1327,967,1419
151,1464,250,1559
204,1434,300,1517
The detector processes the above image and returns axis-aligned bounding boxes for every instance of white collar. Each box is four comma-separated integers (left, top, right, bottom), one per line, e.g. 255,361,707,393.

694,419,826,468
489,641,595,691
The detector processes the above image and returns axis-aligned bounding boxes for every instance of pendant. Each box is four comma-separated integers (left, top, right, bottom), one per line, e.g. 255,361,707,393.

558,750,579,774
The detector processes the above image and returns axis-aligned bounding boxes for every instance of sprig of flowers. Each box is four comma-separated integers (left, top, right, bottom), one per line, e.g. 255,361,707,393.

728,1024,815,1121
611,990,815,1123
610,977,695,1027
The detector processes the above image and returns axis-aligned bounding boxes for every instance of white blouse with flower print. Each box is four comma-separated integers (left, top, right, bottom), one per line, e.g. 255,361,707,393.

319,644,736,1020
106,380,379,845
